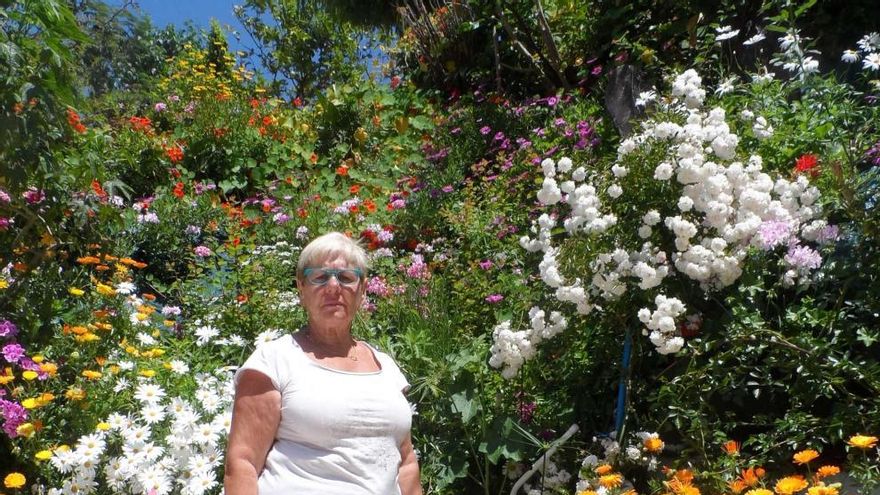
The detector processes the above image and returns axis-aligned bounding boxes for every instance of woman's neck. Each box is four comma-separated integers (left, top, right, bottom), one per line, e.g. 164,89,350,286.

303,322,354,348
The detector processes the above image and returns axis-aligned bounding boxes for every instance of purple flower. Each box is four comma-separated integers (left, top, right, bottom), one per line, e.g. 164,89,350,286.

554,118,566,127
518,400,537,424
21,187,44,205
0,398,28,438
194,245,213,257
478,260,494,270
0,320,17,339
546,96,559,107
441,185,454,193
817,224,839,244
2,343,25,364
273,213,291,224
758,220,792,249
480,126,492,135
154,102,167,112
0,217,12,231
485,294,504,304
591,65,603,76
185,225,201,236
0,189,10,203
493,131,505,141
785,244,822,270
390,199,406,210
450,127,462,135
404,254,429,279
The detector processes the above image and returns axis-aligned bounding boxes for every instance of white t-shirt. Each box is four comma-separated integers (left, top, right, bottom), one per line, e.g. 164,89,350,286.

234,334,412,495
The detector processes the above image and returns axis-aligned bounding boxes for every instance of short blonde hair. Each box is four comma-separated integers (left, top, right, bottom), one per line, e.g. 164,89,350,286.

296,232,369,281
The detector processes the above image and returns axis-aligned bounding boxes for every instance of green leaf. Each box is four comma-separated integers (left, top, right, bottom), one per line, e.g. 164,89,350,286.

409,115,432,131
450,391,480,424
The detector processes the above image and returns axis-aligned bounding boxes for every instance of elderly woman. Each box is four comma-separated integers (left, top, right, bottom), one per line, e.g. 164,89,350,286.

224,232,422,495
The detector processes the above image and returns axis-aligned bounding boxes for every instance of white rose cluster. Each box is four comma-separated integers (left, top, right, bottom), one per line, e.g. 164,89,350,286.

501,69,833,362
638,295,687,355
489,307,567,378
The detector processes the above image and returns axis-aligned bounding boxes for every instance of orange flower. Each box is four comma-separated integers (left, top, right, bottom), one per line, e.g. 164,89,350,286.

363,198,377,213
774,475,808,495
310,152,318,164
744,490,773,495
598,473,623,489
723,440,741,455
815,465,840,479
594,464,613,475
847,435,878,449
165,145,184,163
793,449,820,465
643,436,664,454
806,484,839,495
173,182,185,199
76,256,102,265
336,165,349,176
349,184,361,195
741,467,762,487
729,479,748,494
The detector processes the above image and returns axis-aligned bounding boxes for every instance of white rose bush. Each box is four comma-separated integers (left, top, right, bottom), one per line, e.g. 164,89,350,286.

492,68,837,373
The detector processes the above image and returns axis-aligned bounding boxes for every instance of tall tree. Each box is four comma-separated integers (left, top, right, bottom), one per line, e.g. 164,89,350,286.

233,0,368,99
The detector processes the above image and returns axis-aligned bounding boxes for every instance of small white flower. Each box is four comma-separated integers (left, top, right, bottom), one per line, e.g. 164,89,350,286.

743,32,766,46
842,49,860,63
857,32,880,53
863,53,880,71
715,25,740,42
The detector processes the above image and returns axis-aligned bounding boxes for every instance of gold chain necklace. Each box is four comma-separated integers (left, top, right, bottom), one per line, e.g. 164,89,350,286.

303,329,358,361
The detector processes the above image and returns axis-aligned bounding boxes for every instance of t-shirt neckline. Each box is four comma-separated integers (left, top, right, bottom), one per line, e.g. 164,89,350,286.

290,333,383,375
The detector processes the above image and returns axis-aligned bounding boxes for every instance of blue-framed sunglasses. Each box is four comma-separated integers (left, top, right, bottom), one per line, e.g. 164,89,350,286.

302,267,364,286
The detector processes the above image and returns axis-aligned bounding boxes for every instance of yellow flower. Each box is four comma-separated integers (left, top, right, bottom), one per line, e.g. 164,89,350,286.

65,387,86,401
21,370,38,381
0,279,9,289
35,450,52,461
744,490,774,495
774,475,808,495
95,283,116,296
81,370,102,380
139,369,156,378
847,435,878,449
96,422,111,431
68,287,84,296
793,449,820,464
20,398,39,409
4,472,26,488
807,484,839,495
816,465,840,479
599,473,623,489
16,422,35,438
577,491,599,495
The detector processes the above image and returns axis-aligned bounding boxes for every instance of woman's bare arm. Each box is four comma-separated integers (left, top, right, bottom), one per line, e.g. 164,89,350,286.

398,432,423,495
224,370,281,495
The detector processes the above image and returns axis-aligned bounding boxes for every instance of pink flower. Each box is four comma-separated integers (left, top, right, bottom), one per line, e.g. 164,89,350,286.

485,294,504,304
194,246,213,257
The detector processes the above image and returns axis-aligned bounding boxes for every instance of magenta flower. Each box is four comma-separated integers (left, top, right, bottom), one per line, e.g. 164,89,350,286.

479,126,491,135
485,294,504,304
154,102,167,112
2,343,25,364
21,187,44,205
479,260,494,270
0,320,17,339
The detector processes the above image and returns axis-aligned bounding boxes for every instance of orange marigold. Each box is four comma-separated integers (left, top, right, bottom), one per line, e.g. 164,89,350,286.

723,440,741,455
815,465,840,479
744,490,773,495
599,473,623,489
643,436,665,453
807,484,839,495
774,475,808,495
594,464,613,475
793,449,820,465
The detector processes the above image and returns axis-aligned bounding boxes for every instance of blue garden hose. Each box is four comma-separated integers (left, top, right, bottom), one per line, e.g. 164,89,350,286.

614,328,632,438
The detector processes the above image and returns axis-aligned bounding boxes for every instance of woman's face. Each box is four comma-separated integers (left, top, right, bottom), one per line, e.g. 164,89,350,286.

297,254,365,329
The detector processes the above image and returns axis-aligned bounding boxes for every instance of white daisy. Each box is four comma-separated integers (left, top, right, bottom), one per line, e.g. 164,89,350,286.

715,25,739,41
193,325,220,345
842,49,861,63
863,52,880,71
743,32,766,46
134,382,166,404
169,359,190,374
141,403,166,424
857,32,880,53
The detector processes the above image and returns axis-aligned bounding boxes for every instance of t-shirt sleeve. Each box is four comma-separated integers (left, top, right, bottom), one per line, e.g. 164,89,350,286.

234,339,286,390
379,351,410,393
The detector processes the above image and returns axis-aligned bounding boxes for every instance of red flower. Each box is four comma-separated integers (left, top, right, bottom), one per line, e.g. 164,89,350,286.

293,97,303,108
165,146,184,164
794,154,819,177
336,165,349,176
172,182,185,199
91,180,107,199
349,184,361,195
